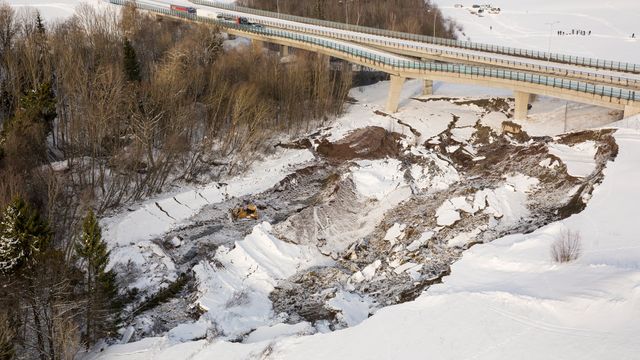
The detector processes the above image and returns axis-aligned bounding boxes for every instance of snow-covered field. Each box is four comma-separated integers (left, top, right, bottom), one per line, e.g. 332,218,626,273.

434,0,640,63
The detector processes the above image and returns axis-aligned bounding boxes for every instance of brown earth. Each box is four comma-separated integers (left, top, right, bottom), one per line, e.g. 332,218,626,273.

316,126,403,161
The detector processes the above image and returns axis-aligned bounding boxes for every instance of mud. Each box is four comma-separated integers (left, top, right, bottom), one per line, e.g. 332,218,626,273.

316,126,403,161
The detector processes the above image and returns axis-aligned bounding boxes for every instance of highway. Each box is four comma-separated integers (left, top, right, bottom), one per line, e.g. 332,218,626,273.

107,0,640,117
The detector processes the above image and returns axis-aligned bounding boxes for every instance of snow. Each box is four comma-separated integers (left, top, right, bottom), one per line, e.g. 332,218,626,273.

104,148,313,247
435,0,640,63
89,70,640,360
102,148,314,292
548,140,598,178
382,223,406,246
326,291,373,327
243,322,314,344
350,159,405,201
406,231,434,252
7,0,103,21
193,222,332,338
246,126,640,359
166,322,208,343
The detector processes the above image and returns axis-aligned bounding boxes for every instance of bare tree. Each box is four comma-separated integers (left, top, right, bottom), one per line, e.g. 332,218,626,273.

551,230,582,263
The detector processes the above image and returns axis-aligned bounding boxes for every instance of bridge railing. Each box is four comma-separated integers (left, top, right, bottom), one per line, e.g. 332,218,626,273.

190,0,640,74
108,0,638,102
224,13,638,89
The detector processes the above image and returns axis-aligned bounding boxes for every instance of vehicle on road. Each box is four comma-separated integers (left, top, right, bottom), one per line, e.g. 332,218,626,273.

236,16,250,25
170,4,197,15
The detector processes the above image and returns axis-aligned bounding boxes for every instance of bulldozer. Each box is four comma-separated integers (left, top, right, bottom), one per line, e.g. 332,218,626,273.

231,203,259,220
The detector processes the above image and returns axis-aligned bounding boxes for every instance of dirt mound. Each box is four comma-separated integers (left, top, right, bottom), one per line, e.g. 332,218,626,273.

317,126,402,161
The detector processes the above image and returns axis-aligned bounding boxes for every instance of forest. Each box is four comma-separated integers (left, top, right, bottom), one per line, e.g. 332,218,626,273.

238,0,460,38
0,1,456,358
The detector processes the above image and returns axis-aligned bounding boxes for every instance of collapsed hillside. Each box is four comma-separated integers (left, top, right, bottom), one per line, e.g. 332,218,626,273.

106,90,618,344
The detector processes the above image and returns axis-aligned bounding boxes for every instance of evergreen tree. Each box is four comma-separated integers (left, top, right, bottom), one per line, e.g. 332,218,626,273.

35,11,45,35
0,312,14,360
123,38,141,82
75,209,119,346
0,197,50,275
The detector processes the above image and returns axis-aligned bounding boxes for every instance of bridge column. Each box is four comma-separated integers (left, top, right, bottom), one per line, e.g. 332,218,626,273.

281,45,289,57
385,75,406,113
513,90,531,121
422,79,433,96
624,105,640,118
251,39,264,51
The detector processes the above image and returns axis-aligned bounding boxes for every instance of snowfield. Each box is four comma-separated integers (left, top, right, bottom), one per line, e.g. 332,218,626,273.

434,0,640,63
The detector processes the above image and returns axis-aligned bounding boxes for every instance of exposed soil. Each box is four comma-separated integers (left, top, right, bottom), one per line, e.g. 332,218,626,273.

119,102,620,340
316,126,403,161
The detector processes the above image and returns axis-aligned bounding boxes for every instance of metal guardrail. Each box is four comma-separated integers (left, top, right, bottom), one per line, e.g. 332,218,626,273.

108,0,638,102
204,7,639,89
191,0,640,74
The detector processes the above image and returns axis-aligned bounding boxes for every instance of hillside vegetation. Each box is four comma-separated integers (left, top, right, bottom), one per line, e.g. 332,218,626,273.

239,0,460,38
0,2,351,358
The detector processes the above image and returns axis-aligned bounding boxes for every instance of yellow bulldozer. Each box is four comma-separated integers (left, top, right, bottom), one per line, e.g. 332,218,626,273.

231,203,259,220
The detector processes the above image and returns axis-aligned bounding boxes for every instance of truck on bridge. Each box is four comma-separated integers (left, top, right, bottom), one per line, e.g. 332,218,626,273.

170,4,197,15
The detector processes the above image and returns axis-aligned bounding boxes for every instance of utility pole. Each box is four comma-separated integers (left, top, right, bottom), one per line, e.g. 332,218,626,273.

433,11,437,37
276,0,280,16
545,21,560,61
345,0,349,24
428,9,438,37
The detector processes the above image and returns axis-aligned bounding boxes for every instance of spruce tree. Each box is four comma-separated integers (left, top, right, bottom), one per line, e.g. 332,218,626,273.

123,38,141,82
0,197,50,275
35,11,45,35
75,209,119,346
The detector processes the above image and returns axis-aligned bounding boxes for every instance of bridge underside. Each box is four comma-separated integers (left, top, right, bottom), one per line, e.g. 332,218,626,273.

224,28,640,120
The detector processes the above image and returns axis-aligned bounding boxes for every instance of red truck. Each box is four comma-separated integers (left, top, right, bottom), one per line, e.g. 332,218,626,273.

170,4,197,15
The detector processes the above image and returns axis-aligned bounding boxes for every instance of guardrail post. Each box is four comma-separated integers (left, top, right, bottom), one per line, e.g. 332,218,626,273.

385,75,406,113
513,90,531,121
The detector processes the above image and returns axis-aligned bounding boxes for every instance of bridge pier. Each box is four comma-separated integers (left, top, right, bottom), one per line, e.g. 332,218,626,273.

422,79,433,96
514,90,531,121
251,39,264,51
281,45,290,57
385,75,406,113
624,105,640,118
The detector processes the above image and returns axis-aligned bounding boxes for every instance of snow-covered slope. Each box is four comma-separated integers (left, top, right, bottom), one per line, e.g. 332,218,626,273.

91,115,640,359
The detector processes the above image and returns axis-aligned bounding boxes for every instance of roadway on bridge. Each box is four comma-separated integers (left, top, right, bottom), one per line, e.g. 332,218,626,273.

188,0,640,89
110,0,639,117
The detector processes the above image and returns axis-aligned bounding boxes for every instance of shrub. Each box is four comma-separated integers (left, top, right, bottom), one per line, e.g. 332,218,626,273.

551,230,582,263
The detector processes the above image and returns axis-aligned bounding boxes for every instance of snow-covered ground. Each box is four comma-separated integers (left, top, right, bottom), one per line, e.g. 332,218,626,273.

9,1,638,359
83,73,637,359
434,0,640,63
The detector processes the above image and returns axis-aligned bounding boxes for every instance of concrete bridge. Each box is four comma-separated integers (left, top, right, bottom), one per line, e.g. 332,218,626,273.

109,0,640,119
